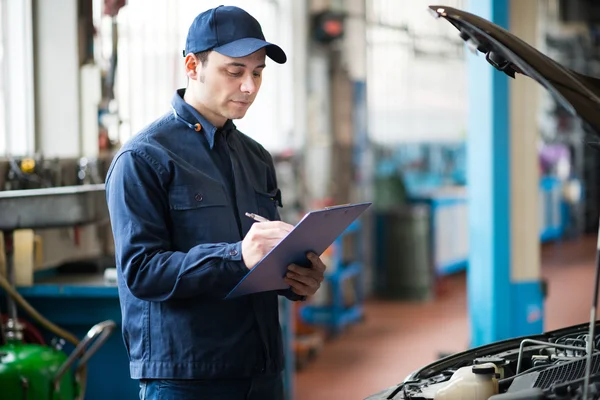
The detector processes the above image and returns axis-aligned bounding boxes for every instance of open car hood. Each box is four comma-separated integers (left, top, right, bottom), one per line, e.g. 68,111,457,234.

364,6,600,400
428,5,600,134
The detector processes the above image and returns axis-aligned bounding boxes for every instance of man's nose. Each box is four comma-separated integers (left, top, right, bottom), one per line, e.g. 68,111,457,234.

240,74,257,94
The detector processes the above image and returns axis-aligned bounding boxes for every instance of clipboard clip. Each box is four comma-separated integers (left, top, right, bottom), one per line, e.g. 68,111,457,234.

324,203,351,210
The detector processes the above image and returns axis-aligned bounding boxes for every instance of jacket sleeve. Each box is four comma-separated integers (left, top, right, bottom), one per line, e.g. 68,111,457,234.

105,150,249,302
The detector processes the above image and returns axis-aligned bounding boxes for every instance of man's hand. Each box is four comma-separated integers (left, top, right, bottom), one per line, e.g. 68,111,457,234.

284,252,326,297
242,221,294,269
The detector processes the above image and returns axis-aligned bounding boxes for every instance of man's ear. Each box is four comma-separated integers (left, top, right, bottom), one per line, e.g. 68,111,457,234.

184,54,199,80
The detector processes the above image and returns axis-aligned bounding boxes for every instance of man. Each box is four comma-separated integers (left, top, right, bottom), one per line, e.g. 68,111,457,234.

105,5,326,399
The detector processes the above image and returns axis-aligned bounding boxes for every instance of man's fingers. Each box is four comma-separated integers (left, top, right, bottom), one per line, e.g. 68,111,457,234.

250,224,293,241
284,277,305,289
253,228,290,241
288,254,326,275
242,221,294,269
284,277,312,296
285,271,319,288
287,265,323,284
252,221,294,233
287,264,310,275
282,252,327,297
288,283,305,296
307,252,327,273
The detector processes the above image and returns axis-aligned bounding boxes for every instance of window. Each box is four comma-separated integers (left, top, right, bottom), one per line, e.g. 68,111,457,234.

0,0,34,157
367,0,469,144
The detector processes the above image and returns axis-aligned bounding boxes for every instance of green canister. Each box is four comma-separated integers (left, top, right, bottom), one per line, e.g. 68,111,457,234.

0,339,77,400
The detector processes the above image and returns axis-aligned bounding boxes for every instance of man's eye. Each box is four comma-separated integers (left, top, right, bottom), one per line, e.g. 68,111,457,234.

227,71,242,77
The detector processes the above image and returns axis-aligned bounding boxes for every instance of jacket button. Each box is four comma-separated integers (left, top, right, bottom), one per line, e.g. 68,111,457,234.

229,249,239,257
194,193,203,202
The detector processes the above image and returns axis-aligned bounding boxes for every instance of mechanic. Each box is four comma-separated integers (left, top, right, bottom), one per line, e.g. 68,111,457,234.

105,5,326,400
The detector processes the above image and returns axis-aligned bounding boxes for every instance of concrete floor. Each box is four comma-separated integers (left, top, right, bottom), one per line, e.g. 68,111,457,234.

294,235,598,400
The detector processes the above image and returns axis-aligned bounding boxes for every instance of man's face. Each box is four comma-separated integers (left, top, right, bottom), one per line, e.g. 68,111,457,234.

190,49,266,122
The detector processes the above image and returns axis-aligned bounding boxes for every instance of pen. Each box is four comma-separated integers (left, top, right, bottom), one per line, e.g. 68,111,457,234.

245,212,270,223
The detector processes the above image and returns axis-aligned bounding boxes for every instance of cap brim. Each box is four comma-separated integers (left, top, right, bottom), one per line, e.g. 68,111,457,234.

214,37,287,64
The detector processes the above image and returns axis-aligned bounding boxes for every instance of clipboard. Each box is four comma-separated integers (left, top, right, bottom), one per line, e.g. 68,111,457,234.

225,202,372,299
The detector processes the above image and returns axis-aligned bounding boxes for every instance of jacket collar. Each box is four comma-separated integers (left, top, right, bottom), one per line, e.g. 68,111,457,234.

171,89,236,149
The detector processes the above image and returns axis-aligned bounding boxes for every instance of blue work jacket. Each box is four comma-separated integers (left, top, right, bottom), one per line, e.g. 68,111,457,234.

105,89,302,380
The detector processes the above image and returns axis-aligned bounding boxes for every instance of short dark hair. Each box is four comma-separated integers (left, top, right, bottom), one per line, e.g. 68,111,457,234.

194,50,211,67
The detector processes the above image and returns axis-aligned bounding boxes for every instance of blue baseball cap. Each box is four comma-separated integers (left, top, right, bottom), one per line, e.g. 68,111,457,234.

184,5,287,64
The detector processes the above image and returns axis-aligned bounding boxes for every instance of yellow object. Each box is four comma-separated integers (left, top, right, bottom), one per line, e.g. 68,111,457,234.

20,158,36,174
13,230,34,286
0,230,43,286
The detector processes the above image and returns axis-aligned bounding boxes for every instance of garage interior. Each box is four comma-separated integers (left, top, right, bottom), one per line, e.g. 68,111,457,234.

2,0,600,399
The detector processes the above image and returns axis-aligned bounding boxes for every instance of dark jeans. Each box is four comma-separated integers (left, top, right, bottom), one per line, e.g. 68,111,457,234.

139,374,284,400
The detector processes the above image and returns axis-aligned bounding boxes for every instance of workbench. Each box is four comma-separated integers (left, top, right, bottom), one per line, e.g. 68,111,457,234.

409,187,469,276
408,179,567,277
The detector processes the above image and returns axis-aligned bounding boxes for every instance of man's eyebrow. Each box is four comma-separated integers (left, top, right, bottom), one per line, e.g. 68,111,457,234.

225,62,266,69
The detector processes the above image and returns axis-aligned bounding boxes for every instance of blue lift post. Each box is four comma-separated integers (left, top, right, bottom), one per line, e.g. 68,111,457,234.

467,0,544,348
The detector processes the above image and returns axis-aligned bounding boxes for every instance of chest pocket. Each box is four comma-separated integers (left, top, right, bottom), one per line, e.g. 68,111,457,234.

254,188,282,222
168,184,228,210
168,183,231,245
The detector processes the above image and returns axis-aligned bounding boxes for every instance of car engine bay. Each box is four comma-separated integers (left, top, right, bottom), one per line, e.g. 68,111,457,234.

365,323,600,400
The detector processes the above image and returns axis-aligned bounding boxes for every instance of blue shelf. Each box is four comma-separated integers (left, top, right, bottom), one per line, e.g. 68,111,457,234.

329,262,361,283
438,259,468,276
300,221,365,335
539,176,566,243
300,304,363,327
